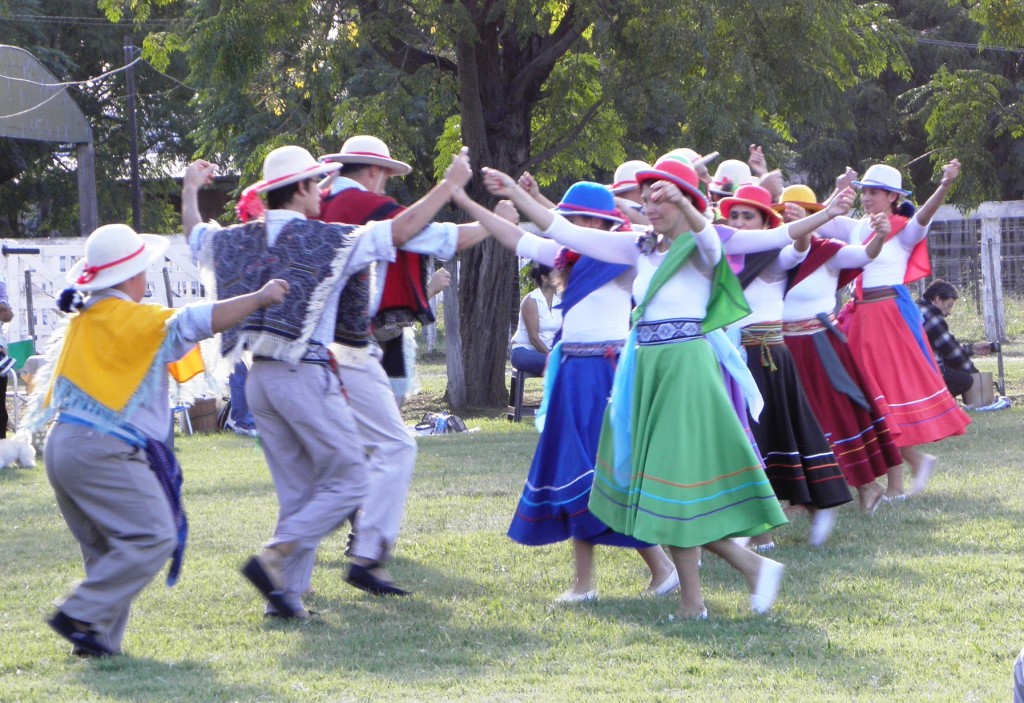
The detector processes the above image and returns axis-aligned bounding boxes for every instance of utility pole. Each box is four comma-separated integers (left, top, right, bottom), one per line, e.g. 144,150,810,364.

124,36,142,231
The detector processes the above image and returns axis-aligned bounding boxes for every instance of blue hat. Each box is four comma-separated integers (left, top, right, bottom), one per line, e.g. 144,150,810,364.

551,182,625,225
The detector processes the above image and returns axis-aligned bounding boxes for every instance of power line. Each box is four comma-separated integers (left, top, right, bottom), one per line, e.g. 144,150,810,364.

0,14,175,27
0,55,143,89
916,36,1024,55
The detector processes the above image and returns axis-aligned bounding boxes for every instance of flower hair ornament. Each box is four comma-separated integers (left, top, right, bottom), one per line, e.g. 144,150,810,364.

236,185,267,223
554,247,582,271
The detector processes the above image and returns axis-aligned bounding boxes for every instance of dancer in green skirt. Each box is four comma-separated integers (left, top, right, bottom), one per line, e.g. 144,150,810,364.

483,155,856,619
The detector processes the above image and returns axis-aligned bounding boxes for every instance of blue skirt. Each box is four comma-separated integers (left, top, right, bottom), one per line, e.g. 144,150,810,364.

507,352,652,548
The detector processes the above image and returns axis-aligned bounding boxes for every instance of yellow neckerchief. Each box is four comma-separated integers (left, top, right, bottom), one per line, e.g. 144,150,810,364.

46,296,174,412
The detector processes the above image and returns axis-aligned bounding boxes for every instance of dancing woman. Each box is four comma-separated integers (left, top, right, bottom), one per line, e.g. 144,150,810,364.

819,161,970,498
717,184,852,547
453,182,677,602
481,156,856,619
779,186,902,513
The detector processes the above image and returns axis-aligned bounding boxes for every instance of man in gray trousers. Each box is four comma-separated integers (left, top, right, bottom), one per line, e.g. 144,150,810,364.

183,144,473,617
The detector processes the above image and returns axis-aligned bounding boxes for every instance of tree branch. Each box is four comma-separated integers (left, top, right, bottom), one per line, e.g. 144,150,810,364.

520,98,603,172
511,7,587,102
355,0,459,76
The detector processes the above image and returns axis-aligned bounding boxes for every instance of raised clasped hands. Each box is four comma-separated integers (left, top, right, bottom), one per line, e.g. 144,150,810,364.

482,167,518,198
184,160,217,190
494,199,520,224
941,158,961,186
868,211,890,239
835,167,858,193
445,147,473,190
826,187,856,218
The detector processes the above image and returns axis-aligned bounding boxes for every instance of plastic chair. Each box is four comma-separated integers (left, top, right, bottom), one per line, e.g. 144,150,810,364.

506,368,540,422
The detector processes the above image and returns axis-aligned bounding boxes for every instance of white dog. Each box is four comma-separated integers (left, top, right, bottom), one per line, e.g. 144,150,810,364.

0,433,36,469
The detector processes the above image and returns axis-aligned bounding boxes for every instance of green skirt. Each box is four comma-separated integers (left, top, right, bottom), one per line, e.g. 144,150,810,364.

589,337,787,548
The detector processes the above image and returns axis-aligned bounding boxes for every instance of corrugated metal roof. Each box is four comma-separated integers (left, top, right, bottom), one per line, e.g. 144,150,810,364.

0,44,92,143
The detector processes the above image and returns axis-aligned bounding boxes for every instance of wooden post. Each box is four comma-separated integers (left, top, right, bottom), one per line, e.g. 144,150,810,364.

124,37,142,231
23,270,35,340
978,204,1005,343
443,257,466,411
76,142,98,236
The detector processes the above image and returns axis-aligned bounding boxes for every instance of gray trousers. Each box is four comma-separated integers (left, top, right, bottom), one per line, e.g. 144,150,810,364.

1014,647,1024,703
45,422,176,654
337,355,418,564
246,360,369,602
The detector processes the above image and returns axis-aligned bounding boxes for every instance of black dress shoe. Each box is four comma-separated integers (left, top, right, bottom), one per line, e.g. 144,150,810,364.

345,563,411,596
48,610,113,657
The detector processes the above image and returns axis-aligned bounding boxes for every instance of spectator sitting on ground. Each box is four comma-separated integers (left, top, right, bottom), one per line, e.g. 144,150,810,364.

916,279,995,400
509,263,562,377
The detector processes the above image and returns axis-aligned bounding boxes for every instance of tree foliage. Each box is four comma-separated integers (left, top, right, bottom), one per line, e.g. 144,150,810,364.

0,0,200,236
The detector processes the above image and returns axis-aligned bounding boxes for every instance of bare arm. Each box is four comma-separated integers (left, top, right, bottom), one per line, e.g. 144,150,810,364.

0,302,13,323
210,279,289,334
390,147,472,246
520,297,550,354
454,222,491,250
182,160,217,237
518,172,557,209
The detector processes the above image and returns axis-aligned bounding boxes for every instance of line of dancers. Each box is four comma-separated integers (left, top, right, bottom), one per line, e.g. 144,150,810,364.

461,150,968,620
31,140,967,659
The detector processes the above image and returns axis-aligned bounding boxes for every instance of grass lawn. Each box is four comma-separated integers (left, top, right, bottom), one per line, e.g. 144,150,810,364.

1,402,1023,702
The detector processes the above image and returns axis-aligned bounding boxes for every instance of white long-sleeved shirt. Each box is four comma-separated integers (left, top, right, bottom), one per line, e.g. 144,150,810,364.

734,244,808,327
783,243,875,321
515,231,634,343
816,215,930,287
541,214,721,322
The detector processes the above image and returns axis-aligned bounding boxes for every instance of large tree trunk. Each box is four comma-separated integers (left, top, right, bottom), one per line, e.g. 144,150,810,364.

447,32,533,411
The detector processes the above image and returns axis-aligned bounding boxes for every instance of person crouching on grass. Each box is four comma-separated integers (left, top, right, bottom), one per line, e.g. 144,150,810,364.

25,224,287,657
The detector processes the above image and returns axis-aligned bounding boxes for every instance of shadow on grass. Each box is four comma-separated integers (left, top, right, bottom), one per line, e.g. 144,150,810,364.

77,656,265,702
278,558,544,683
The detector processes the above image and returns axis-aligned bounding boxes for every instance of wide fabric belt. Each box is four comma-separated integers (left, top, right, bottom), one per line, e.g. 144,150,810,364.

636,318,703,346
741,322,784,371
783,315,831,336
561,340,625,357
859,285,899,302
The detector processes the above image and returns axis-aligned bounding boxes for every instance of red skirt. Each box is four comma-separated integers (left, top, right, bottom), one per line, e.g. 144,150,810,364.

846,297,970,446
785,328,902,487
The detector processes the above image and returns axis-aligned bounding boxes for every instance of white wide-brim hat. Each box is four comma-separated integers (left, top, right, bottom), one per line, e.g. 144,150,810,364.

318,135,412,176
67,224,169,292
709,159,755,196
609,160,651,194
852,163,912,196
252,146,341,193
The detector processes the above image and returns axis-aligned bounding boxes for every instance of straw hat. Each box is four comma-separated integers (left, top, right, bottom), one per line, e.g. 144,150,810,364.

252,146,341,193
609,160,650,194
635,155,708,212
719,184,782,228
319,135,412,176
551,182,625,225
67,224,169,292
852,164,912,196
709,159,755,196
770,184,824,214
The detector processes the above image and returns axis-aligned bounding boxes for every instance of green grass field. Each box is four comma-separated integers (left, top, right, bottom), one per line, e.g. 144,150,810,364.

1,405,1022,702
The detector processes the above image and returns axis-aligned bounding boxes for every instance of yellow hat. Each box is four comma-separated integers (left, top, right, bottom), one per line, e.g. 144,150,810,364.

771,184,824,214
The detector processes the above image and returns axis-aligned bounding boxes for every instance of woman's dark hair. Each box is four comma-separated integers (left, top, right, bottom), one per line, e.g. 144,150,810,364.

923,279,958,302
529,262,554,286
895,200,916,218
266,178,315,210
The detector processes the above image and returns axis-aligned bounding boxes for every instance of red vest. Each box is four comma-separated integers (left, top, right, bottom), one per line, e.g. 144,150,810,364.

319,188,435,330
